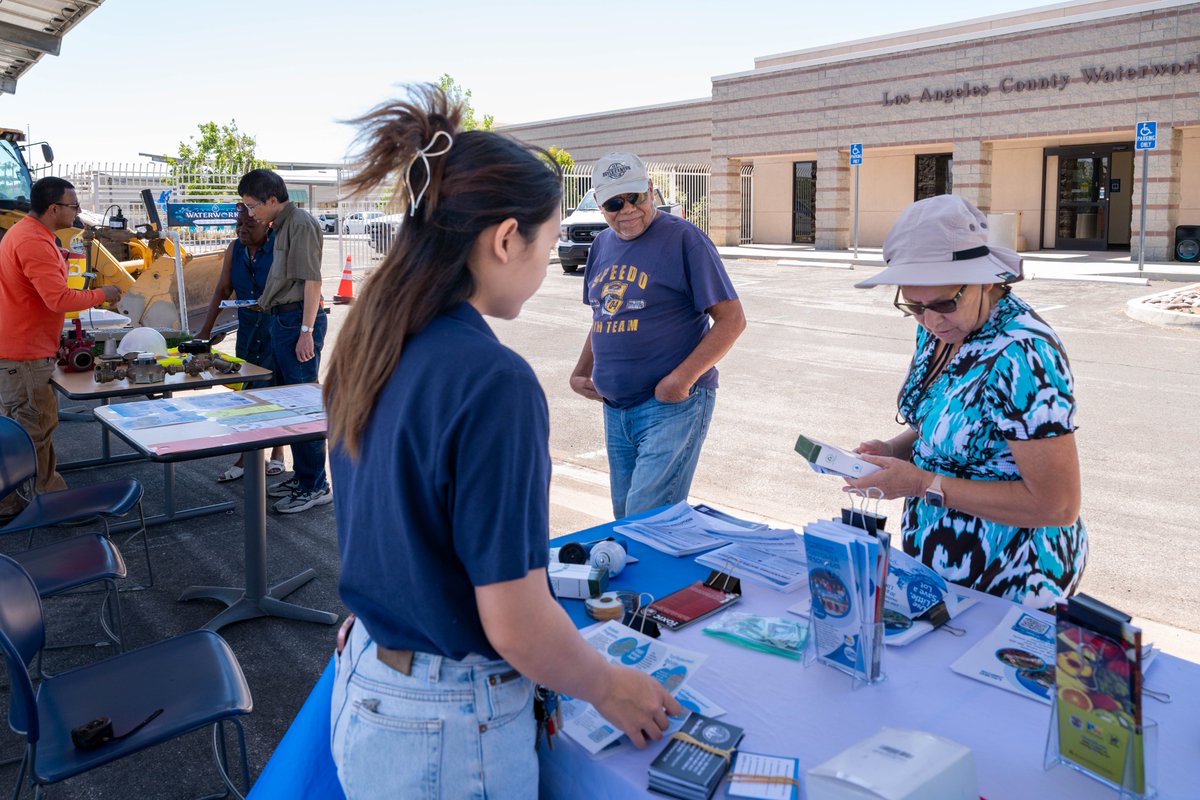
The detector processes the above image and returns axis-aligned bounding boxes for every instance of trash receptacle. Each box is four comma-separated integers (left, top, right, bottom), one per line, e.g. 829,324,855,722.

1074,212,1097,240
986,211,1022,250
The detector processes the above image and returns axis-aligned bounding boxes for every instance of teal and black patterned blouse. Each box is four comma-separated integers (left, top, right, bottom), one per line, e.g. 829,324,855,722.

898,290,1087,609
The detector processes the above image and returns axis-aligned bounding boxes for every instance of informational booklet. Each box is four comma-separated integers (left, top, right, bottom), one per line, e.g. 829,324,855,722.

696,539,808,593
559,620,706,756
727,752,800,799
648,713,744,800
801,519,888,682
615,502,776,557
880,548,974,646
950,605,1058,703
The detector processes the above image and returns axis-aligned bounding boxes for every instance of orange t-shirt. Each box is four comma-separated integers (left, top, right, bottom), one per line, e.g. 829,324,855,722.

0,215,106,360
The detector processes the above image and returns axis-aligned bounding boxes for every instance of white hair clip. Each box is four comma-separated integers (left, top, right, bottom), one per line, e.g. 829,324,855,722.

406,130,454,217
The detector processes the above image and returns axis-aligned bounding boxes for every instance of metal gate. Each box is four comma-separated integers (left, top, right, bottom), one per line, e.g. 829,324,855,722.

792,161,816,244
740,165,753,244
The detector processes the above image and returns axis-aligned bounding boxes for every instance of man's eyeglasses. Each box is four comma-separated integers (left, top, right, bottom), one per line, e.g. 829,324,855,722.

893,285,967,317
241,199,262,212
600,192,647,213
53,201,81,211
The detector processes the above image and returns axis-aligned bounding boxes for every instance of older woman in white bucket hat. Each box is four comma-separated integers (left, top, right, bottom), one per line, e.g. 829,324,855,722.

846,194,1086,610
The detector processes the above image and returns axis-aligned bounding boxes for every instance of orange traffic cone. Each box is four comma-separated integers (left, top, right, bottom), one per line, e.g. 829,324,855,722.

334,256,354,304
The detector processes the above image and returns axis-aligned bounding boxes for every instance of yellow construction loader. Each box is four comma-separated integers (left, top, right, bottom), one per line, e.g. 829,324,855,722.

0,128,223,333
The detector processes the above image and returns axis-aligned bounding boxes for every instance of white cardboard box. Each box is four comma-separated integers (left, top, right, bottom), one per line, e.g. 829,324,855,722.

547,562,607,599
806,728,976,800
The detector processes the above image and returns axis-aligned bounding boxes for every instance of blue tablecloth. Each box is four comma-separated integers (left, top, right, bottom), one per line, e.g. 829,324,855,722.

246,514,688,799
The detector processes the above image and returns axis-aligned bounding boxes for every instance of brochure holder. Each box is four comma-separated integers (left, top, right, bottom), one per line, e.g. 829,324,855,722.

1043,697,1157,799
1042,617,1156,800
802,607,886,690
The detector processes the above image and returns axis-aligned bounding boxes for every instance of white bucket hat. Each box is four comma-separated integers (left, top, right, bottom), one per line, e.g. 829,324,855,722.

855,194,1023,288
592,152,650,204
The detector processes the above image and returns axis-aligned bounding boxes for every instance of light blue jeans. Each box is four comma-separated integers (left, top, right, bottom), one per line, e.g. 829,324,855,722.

603,387,716,519
330,621,536,800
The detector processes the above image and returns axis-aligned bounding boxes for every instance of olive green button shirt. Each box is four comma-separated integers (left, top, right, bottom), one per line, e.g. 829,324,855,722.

258,202,323,311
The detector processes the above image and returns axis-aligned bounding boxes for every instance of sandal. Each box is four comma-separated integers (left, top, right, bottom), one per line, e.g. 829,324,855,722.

217,465,244,483
266,459,285,476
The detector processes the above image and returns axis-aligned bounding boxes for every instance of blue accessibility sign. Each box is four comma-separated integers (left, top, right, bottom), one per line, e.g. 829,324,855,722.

849,143,863,165
1135,121,1157,150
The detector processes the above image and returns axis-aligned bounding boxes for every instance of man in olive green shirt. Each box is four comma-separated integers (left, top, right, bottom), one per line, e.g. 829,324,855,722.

238,168,331,514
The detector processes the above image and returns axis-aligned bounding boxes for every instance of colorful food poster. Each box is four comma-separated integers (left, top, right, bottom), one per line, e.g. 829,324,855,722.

1055,618,1144,793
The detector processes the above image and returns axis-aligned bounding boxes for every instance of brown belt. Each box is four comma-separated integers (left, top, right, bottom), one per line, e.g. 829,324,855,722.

376,645,414,676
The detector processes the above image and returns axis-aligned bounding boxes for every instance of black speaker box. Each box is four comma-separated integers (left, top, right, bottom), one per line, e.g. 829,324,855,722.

1175,225,1200,262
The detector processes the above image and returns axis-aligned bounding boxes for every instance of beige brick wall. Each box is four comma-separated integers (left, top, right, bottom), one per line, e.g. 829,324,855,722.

504,3,1200,255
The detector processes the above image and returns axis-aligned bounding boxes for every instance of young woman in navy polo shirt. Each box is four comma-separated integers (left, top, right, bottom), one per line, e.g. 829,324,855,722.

325,86,681,799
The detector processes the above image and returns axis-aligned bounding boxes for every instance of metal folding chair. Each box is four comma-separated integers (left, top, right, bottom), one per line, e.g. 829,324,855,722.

0,555,254,800
0,417,152,588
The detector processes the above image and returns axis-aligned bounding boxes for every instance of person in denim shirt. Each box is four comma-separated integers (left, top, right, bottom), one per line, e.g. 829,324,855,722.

570,152,746,519
238,168,330,514
326,86,681,800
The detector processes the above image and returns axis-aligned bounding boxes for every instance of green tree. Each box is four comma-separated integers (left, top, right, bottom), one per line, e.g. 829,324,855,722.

167,120,272,201
547,146,574,172
437,74,494,131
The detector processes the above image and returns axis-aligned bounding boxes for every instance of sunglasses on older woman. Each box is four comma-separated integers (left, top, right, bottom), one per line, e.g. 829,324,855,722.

600,192,648,213
893,285,967,316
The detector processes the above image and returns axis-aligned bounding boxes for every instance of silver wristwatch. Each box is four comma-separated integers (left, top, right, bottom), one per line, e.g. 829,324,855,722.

300,324,312,333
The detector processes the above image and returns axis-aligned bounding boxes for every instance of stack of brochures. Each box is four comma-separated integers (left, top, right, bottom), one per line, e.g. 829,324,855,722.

615,502,791,557
695,532,809,593
801,518,890,683
648,713,744,799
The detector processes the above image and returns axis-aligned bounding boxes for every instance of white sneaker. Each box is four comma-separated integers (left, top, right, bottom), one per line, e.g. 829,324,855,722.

267,477,301,498
273,485,333,514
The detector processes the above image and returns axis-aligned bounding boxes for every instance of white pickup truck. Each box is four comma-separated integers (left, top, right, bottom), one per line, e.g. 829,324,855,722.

557,189,683,274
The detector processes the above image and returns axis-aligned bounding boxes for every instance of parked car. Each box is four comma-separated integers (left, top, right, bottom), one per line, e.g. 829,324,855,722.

557,189,682,273
365,213,403,255
342,211,384,235
316,212,338,233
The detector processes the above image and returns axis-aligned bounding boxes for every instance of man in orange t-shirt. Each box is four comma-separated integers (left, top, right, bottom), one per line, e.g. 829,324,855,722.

0,177,121,516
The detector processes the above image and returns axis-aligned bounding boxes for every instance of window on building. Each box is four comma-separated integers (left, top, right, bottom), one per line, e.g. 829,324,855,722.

915,154,953,201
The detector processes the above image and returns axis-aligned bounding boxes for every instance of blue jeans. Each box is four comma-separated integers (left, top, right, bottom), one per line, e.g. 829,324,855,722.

603,386,715,519
330,621,536,800
270,308,328,492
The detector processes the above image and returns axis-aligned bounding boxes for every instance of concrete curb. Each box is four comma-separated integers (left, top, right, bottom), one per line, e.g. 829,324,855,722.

1125,282,1200,327
1028,273,1150,286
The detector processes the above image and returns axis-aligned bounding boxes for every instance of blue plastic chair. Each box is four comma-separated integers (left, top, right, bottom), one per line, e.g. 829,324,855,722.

0,416,152,588
0,555,254,799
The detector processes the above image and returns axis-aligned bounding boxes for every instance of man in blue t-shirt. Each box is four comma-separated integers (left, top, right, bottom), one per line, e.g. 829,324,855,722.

570,151,746,518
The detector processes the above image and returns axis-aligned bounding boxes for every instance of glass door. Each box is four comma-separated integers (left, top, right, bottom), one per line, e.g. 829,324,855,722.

792,161,816,243
1054,155,1110,250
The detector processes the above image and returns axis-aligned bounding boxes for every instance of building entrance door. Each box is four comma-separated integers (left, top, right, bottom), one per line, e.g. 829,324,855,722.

792,161,816,243
1043,143,1133,250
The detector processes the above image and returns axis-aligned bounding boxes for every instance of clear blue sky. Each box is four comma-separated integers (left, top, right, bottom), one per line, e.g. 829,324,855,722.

5,0,1043,166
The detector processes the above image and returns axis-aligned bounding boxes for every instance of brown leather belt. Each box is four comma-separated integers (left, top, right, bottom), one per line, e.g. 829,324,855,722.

376,645,414,676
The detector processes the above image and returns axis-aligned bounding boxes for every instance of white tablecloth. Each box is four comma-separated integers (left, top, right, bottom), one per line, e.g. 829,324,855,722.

539,584,1198,799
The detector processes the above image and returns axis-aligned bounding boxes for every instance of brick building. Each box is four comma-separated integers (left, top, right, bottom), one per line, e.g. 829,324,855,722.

502,0,1200,260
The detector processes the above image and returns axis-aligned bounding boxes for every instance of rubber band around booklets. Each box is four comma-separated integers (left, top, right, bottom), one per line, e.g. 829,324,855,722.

724,773,801,786
669,732,737,764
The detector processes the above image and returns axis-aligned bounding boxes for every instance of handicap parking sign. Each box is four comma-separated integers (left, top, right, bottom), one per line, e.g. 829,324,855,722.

849,143,863,165
1135,121,1157,150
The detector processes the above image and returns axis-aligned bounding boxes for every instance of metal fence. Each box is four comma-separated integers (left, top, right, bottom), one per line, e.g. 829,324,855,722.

740,165,754,244
560,162,711,234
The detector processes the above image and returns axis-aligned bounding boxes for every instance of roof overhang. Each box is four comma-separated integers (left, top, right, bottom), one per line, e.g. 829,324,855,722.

0,0,104,96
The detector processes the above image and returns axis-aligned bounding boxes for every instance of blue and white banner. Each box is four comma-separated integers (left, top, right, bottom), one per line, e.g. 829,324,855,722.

166,202,239,227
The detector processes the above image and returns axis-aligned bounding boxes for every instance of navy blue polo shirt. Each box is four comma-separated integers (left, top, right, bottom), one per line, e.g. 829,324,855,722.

332,302,551,660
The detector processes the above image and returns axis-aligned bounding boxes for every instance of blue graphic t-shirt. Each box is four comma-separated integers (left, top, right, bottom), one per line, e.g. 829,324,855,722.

582,212,737,408
898,291,1087,609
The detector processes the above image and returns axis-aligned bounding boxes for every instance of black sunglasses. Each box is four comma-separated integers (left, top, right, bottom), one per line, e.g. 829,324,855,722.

893,285,967,317
600,192,647,213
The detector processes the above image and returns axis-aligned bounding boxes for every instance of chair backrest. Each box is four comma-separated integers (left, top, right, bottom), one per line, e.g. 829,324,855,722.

0,554,45,744
0,416,38,498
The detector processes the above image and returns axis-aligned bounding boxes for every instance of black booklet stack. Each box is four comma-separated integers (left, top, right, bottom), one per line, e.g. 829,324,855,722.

648,713,745,799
